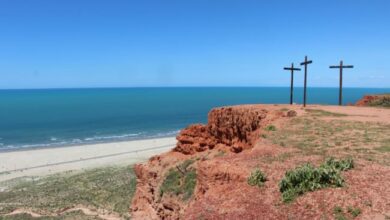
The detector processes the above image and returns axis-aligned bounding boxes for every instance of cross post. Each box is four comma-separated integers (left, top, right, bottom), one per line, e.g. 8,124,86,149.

300,56,313,107
284,63,301,104
330,60,354,105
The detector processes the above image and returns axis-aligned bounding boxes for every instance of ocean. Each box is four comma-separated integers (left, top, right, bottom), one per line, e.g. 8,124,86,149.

0,87,388,151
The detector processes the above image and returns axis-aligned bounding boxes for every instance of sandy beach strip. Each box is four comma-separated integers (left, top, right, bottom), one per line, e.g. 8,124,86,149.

0,137,176,182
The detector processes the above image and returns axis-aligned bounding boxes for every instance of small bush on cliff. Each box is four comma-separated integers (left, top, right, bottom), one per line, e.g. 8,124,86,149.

247,169,267,187
160,160,197,201
279,158,354,202
265,125,277,131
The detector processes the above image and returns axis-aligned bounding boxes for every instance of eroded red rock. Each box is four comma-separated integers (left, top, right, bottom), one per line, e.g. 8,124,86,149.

174,106,268,155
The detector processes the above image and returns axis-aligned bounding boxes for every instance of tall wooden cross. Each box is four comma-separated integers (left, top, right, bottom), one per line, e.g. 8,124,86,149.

300,56,313,107
329,60,354,106
284,63,301,105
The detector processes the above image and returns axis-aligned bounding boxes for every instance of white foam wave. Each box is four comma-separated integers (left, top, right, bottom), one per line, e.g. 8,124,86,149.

84,133,142,141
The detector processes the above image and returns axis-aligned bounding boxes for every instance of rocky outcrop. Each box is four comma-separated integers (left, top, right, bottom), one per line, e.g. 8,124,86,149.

356,95,379,106
355,94,390,107
174,106,268,154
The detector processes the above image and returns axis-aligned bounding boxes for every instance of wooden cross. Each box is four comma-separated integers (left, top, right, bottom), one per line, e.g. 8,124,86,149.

284,63,301,105
329,60,354,106
300,56,313,107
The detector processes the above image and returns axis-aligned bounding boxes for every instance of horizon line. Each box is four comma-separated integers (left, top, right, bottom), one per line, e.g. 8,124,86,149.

1,86,389,91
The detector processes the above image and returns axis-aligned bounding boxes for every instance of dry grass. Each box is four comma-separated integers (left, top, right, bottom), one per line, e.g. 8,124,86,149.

0,166,136,219
0,210,99,220
265,115,390,165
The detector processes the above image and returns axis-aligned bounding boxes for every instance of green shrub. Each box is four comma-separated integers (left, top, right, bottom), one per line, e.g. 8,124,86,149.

334,206,343,214
347,206,361,218
265,125,277,131
160,160,197,201
247,169,267,187
322,157,354,171
279,158,354,202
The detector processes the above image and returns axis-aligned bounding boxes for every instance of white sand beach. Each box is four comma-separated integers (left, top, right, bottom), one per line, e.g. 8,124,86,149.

0,137,176,182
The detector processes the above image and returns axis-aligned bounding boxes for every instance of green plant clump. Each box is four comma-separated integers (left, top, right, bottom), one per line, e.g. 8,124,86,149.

160,160,197,201
347,206,362,218
322,157,354,171
247,169,267,187
279,158,354,202
333,206,347,220
265,125,277,131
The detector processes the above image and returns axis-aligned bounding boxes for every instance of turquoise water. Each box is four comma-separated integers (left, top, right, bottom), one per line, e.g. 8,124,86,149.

0,87,388,151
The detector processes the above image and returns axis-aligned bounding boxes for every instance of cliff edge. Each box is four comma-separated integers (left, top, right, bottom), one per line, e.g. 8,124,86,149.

131,104,390,220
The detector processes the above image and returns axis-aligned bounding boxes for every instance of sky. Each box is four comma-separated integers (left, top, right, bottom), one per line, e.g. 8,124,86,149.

0,0,389,89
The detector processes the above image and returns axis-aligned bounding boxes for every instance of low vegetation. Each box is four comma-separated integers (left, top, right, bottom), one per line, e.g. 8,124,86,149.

265,124,277,131
265,116,390,165
305,109,348,117
347,206,362,218
368,94,390,108
333,206,362,220
247,169,267,187
160,160,197,201
279,158,354,202
0,166,136,218
333,206,347,220
0,210,99,220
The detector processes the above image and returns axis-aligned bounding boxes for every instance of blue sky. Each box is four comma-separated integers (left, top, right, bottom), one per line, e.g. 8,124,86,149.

0,0,389,89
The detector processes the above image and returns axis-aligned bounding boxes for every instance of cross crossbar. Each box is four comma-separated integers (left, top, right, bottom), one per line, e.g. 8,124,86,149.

330,65,354,69
300,60,312,65
284,67,301,71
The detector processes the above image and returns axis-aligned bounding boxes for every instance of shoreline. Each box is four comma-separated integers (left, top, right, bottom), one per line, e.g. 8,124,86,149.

0,135,178,153
0,137,176,182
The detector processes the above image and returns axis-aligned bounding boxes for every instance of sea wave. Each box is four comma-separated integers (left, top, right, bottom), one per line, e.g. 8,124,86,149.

84,133,143,142
0,130,180,152
152,130,180,138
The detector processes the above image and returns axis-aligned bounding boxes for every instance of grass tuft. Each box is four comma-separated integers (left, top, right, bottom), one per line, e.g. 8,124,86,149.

322,157,354,171
247,169,267,187
347,206,362,218
265,125,277,131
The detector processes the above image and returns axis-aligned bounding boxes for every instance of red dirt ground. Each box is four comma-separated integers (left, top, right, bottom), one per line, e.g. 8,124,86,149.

131,104,390,220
